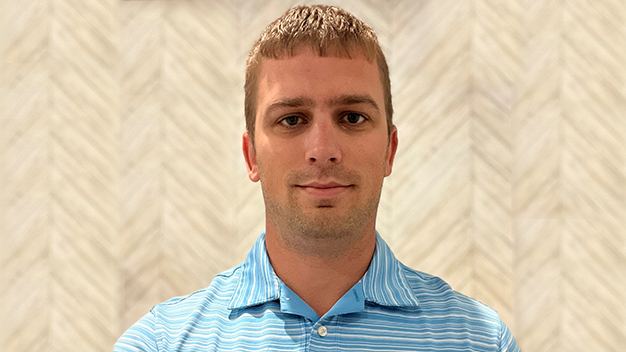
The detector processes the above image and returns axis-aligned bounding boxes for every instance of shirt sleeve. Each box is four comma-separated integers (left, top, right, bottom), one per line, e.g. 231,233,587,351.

498,319,521,352
114,311,159,352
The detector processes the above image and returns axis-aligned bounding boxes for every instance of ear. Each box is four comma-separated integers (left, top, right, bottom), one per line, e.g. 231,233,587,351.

243,131,260,182
384,126,398,177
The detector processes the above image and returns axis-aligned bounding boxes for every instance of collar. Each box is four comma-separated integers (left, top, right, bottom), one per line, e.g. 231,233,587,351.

227,232,280,310
227,232,420,310
279,278,366,322
361,233,420,307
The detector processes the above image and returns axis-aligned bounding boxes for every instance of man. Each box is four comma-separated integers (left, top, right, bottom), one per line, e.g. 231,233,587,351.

116,5,520,351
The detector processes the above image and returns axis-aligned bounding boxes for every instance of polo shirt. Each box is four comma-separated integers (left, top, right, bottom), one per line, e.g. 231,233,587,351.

115,232,520,351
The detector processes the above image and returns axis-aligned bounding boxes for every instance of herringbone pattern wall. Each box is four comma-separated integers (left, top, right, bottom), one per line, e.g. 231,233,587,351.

1,0,624,351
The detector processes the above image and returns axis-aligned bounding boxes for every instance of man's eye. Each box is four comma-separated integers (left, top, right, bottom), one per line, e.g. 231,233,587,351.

280,115,302,127
343,113,366,124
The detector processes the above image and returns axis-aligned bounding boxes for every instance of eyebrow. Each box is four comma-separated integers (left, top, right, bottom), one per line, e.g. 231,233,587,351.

326,94,380,113
264,94,380,118
264,97,315,118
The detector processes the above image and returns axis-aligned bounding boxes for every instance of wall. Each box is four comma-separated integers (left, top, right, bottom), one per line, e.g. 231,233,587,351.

1,0,625,351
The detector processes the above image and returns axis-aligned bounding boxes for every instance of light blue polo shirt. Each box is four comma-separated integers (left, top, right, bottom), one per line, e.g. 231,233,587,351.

115,232,520,351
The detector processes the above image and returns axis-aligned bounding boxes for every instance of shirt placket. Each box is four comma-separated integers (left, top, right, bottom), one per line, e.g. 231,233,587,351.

308,316,338,351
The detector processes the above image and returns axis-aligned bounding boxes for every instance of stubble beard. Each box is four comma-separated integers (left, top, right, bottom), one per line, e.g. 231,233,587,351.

261,166,383,257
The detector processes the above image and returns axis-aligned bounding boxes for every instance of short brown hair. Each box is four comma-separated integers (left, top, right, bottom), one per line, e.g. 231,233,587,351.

244,5,393,141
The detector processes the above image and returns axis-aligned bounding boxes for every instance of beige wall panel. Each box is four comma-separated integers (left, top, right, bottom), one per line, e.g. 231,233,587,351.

562,0,626,350
120,0,165,331
563,219,626,351
472,0,522,327
1,65,51,352
1,0,51,351
1,0,49,64
161,0,240,299
516,219,562,351
390,0,473,294
49,0,120,350
513,0,563,351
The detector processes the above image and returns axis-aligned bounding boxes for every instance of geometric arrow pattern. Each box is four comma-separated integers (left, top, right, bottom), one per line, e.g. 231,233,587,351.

513,1,563,350
561,1,626,351
1,1,625,351
389,0,475,307
120,0,166,332
49,0,120,350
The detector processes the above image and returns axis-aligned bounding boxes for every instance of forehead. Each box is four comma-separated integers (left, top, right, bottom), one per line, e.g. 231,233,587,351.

256,47,384,111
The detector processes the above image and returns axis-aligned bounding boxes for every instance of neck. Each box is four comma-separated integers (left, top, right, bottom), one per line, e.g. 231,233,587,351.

264,223,376,318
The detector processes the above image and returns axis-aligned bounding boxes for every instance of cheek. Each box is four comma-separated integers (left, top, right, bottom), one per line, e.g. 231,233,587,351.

256,144,300,184
348,141,388,167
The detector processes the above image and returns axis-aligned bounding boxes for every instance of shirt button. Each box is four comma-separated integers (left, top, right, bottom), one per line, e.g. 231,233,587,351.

317,325,328,337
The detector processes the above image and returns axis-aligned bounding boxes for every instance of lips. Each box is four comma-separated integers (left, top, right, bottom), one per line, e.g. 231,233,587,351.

296,180,353,198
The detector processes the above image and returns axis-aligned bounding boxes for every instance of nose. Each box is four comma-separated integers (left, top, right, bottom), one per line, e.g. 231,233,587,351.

304,117,342,166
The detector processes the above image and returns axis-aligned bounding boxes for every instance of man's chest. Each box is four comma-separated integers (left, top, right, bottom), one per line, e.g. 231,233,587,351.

156,308,497,352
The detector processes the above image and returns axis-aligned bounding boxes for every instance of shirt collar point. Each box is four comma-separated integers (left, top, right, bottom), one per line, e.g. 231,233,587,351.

361,232,421,308
227,232,280,310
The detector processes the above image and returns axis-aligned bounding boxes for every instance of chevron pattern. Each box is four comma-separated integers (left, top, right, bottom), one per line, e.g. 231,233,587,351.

513,0,563,350
562,0,626,350
1,1,51,351
1,1,626,351
160,0,241,298
390,0,473,295
49,0,120,350
120,0,165,330
471,0,521,327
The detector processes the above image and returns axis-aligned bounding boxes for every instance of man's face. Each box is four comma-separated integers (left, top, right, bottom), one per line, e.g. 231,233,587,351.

243,47,398,243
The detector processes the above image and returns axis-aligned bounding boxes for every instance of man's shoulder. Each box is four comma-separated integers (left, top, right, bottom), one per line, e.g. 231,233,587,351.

115,265,247,351
151,264,243,318
399,263,500,320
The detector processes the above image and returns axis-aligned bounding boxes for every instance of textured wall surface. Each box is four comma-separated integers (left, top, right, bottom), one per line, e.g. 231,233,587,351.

1,0,625,351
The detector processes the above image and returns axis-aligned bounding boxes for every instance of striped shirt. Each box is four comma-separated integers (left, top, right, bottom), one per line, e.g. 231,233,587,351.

115,232,520,351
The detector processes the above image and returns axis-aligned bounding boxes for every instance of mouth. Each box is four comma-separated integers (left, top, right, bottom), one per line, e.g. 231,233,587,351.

295,181,354,199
